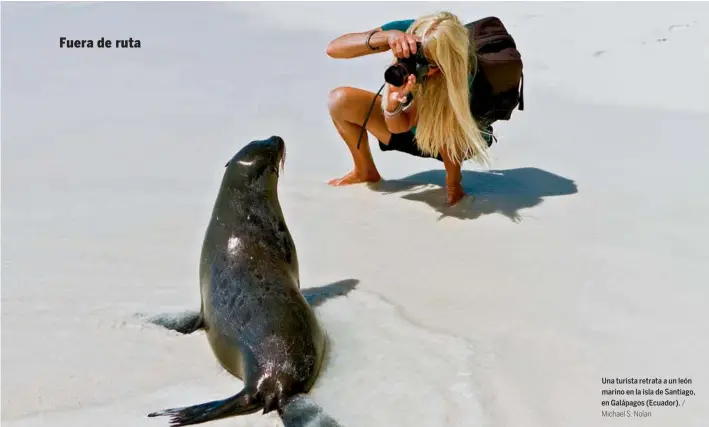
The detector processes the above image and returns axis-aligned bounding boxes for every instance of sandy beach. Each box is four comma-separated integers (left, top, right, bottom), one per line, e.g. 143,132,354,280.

2,2,708,427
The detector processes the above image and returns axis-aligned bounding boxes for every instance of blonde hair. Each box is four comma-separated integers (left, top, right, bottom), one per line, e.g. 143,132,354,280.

382,11,491,166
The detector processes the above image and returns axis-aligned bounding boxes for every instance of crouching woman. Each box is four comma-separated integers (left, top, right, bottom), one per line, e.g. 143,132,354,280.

326,11,493,206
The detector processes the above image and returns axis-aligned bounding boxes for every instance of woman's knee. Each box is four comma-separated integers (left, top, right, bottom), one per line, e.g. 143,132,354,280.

328,86,354,117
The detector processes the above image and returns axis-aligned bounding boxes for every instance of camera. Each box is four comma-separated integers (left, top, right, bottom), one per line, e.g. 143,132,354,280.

384,42,432,87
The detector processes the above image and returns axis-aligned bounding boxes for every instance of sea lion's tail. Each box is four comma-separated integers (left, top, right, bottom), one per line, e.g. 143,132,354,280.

147,388,260,426
280,394,343,427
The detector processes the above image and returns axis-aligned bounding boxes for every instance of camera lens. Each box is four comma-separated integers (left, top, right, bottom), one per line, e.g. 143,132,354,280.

384,64,408,87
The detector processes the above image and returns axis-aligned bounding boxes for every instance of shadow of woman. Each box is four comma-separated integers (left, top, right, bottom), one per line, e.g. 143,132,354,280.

367,167,578,222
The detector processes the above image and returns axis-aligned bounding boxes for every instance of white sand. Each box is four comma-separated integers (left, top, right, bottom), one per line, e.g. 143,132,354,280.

2,2,708,427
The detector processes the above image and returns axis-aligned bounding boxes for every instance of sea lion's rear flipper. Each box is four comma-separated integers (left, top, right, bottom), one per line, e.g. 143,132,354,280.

148,388,260,426
301,279,359,307
147,310,204,334
280,394,343,427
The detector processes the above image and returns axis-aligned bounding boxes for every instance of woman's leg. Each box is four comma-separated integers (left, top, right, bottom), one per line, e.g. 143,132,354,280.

327,86,393,186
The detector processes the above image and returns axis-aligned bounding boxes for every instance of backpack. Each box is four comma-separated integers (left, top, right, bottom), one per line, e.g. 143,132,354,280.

465,17,524,124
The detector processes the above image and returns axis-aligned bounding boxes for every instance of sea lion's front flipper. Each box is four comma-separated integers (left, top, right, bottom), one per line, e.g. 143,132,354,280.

147,310,204,334
301,278,359,307
148,388,260,426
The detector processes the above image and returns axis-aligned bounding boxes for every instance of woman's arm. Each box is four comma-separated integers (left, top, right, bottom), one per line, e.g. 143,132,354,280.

384,96,417,134
326,28,391,59
383,73,417,134
326,25,419,59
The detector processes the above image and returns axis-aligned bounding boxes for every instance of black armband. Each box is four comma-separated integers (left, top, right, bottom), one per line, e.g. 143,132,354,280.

366,31,381,51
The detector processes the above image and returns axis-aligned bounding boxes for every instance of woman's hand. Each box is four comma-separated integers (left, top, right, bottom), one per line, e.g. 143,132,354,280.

386,74,416,109
385,30,420,58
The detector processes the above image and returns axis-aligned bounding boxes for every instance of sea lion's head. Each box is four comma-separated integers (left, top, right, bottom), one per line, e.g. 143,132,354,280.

222,135,286,190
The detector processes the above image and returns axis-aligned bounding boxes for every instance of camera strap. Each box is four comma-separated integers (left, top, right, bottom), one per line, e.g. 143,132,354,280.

356,83,386,150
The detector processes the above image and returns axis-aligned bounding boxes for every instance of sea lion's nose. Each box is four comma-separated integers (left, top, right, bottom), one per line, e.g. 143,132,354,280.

270,135,285,153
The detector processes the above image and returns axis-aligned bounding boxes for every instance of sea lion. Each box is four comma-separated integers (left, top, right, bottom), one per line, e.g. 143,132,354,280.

148,136,349,427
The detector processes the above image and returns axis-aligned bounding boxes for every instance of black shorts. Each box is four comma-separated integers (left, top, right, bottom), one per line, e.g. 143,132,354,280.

378,131,444,162
378,128,494,162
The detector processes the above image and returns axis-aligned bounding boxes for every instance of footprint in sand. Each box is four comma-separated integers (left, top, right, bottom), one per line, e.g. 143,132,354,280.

651,22,696,44
668,23,694,32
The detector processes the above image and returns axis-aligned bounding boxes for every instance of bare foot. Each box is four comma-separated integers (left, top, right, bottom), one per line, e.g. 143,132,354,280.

446,184,466,206
328,170,382,186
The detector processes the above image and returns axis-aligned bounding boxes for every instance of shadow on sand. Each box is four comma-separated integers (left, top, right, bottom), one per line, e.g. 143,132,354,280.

302,278,359,307
367,167,578,222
